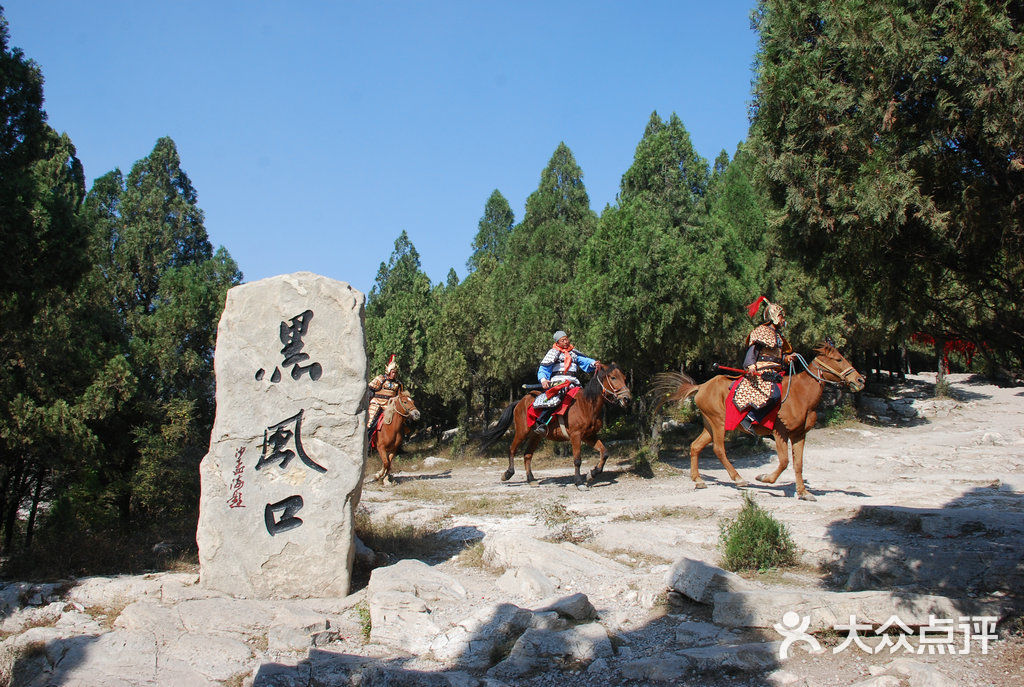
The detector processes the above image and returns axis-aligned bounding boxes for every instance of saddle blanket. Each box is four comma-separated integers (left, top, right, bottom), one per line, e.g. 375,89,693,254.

724,377,781,431
527,386,582,426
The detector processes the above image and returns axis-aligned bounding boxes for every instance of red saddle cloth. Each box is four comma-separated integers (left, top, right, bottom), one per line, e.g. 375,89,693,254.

724,377,782,431
369,413,385,449
526,384,582,426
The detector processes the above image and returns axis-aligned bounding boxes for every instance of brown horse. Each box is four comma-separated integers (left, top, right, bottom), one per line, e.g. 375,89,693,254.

369,389,420,486
653,343,865,500
479,364,632,489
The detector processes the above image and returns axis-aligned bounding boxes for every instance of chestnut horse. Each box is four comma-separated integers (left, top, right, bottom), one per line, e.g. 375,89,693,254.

653,343,864,500
369,389,420,486
479,363,632,489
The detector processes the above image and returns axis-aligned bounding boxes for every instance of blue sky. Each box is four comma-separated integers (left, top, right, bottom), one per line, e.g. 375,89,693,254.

4,1,760,295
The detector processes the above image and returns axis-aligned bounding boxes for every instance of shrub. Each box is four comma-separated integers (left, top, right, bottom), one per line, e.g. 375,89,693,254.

719,494,796,572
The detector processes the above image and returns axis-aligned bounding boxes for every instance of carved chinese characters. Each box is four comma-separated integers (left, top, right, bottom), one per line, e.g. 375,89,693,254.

197,273,367,599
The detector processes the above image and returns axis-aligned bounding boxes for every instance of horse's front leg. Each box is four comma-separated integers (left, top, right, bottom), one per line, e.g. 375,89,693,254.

570,434,586,489
586,437,607,480
756,430,790,485
523,435,541,483
791,432,815,501
369,442,386,482
382,452,396,486
502,423,525,482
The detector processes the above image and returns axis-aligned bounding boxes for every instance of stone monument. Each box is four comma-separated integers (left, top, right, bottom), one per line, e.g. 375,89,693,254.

197,272,367,598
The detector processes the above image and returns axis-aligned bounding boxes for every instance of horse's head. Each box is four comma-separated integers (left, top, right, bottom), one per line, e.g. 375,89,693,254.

395,390,421,421
812,342,865,392
597,362,631,407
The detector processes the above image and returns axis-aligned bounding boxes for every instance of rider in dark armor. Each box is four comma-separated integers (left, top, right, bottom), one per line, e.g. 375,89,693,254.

737,297,793,433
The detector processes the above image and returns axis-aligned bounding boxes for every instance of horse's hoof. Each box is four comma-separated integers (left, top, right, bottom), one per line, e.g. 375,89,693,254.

694,481,707,490
525,473,536,483
576,483,590,491
589,467,602,479
500,470,514,482
755,473,773,484
798,491,817,502
735,479,749,488
383,477,394,487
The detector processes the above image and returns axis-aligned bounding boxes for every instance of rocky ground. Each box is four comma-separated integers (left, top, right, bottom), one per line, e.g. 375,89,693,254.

0,372,1022,686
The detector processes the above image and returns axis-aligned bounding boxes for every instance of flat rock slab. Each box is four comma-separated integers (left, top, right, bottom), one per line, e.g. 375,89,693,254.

712,589,1002,630
482,532,628,587
368,559,468,653
198,272,367,599
665,556,754,603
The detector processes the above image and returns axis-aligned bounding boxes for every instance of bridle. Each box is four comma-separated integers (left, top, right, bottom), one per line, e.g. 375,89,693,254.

390,392,416,418
598,369,631,403
792,352,860,388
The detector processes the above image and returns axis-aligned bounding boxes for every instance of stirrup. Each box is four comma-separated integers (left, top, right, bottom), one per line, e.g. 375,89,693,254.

739,415,756,435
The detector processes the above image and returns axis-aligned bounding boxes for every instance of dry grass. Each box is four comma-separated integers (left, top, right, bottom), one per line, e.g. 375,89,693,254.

595,546,673,568
353,508,444,560
447,494,526,518
220,671,250,687
455,540,503,574
84,601,129,631
612,505,716,522
537,501,594,544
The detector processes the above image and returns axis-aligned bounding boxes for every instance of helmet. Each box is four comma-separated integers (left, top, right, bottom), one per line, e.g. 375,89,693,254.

765,302,785,326
746,296,785,326
385,354,398,374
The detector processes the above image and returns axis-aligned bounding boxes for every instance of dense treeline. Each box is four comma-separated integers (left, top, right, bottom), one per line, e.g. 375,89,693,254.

365,0,1023,432
2,3,1021,574
0,13,240,573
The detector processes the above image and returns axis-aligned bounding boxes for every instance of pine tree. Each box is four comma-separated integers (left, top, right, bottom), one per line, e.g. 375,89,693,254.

491,143,598,381
751,0,1024,368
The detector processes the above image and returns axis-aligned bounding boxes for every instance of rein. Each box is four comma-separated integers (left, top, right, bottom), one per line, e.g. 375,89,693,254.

791,353,858,387
598,370,629,403
389,393,415,419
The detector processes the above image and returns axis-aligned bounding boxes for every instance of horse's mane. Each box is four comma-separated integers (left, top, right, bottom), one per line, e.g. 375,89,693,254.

583,363,621,401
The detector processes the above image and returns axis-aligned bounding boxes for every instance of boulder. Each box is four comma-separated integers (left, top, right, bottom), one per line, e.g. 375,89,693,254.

533,592,596,621
680,641,783,671
429,603,533,669
197,272,367,599
665,557,753,604
367,560,467,653
884,658,957,687
619,655,693,682
487,622,612,679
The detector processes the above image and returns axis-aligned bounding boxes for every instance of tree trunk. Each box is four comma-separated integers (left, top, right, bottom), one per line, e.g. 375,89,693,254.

483,385,491,426
23,466,44,552
3,459,27,552
935,337,948,390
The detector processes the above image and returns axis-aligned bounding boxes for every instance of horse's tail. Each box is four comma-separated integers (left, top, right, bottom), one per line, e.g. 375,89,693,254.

478,401,517,451
649,371,699,416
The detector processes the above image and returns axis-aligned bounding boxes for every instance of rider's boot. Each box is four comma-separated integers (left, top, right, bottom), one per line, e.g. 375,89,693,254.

532,408,553,435
739,413,756,435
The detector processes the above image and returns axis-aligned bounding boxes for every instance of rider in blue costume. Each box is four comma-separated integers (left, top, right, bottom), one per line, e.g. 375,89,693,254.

532,330,600,435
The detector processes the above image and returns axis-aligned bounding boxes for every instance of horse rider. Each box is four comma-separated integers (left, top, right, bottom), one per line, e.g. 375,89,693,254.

367,354,403,440
532,330,600,435
737,297,793,432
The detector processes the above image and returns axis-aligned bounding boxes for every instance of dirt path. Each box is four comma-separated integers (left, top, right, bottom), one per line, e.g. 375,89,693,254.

356,372,1024,686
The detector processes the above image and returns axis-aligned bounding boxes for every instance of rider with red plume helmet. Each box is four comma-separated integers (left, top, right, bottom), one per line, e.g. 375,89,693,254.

736,297,793,432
